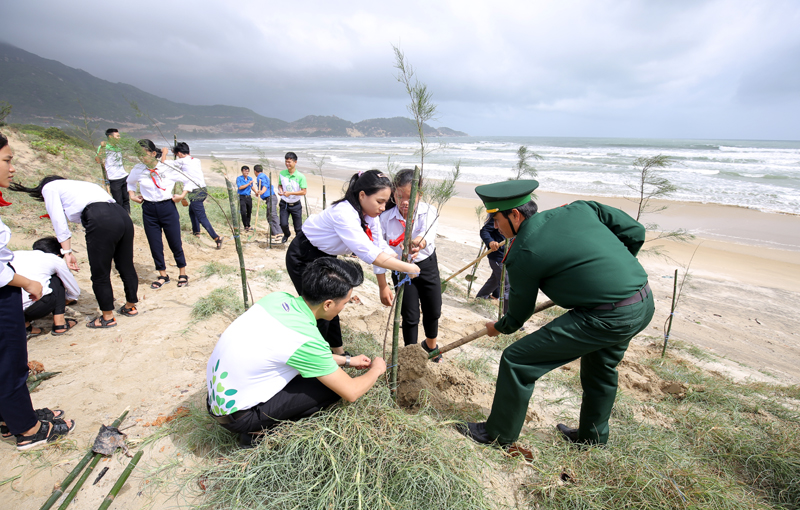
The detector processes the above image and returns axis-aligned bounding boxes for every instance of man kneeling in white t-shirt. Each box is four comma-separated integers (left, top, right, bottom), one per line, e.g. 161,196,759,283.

206,257,386,447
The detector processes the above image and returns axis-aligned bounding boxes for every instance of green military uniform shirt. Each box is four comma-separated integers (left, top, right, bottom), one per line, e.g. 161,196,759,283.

495,200,648,334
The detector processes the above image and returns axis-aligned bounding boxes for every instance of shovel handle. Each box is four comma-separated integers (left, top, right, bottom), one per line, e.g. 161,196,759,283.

442,239,507,284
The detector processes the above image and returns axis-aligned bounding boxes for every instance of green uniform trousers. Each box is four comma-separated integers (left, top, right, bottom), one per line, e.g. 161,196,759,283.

485,292,655,445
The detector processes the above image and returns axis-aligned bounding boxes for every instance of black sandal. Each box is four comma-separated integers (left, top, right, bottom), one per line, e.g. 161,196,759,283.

215,237,223,250
118,304,138,317
1,408,64,439
86,316,117,329
26,324,44,339
177,275,189,288
51,318,78,336
16,418,76,451
421,341,443,363
151,275,170,289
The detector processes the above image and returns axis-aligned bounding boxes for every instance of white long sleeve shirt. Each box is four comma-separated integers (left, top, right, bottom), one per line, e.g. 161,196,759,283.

12,250,81,310
374,202,438,275
169,156,205,192
42,180,116,243
127,162,186,202
301,201,393,266
0,215,15,287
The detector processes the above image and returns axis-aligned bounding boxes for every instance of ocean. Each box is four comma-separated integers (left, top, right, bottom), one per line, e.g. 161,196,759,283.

186,136,800,215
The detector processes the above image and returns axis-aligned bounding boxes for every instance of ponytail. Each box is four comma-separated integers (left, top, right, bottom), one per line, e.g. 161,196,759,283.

9,175,66,202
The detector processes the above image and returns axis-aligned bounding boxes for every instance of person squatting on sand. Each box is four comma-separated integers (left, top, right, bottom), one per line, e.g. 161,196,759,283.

10,174,139,329
0,132,76,450
277,151,306,243
14,236,81,337
476,214,510,314
285,170,421,355
458,180,655,448
376,169,443,361
254,164,282,242
166,142,223,249
236,165,254,231
128,139,190,290
95,128,130,213
206,257,386,448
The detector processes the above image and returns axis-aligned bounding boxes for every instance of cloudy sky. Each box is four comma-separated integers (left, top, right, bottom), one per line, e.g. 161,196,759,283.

4,0,799,140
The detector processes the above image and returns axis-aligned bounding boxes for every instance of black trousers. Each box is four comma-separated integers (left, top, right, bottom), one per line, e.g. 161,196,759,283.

142,199,186,271
477,258,510,314
188,188,218,239
217,375,340,436
239,195,252,228
390,251,442,345
279,200,303,238
81,202,139,311
24,275,65,322
108,177,130,214
0,280,38,434
285,231,342,348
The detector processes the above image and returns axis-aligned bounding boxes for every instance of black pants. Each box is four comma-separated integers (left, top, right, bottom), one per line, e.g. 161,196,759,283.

285,231,342,348
390,251,442,345
24,275,65,322
239,195,252,229
108,177,130,214
216,375,340,439
142,199,186,271
477,258,510,314
81,202,139,311
279,200,303,238
188,188,218,239
0,280,38,435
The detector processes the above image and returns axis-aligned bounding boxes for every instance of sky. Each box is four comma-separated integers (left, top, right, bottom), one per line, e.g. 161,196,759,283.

4,0,800,140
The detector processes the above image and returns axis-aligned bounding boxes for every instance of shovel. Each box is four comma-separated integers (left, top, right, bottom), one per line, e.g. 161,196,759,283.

441,240,507,293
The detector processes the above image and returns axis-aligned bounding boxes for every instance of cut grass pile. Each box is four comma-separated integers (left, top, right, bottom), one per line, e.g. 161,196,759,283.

190,285,245,320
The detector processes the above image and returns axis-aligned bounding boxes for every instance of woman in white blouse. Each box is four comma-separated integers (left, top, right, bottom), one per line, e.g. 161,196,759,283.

285,170,420,354
10,175,139,329
127,139,190,289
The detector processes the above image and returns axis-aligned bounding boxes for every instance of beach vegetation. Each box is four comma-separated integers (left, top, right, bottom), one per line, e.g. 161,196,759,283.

191,286,245,320
199,261,238,278
0,101,11,124
510,144,543,182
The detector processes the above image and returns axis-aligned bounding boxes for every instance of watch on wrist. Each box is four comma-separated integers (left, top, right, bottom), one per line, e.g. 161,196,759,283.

60,248,72,255
344,354,351,368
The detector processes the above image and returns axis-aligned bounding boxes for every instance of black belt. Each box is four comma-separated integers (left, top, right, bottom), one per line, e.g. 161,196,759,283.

593,283,650,310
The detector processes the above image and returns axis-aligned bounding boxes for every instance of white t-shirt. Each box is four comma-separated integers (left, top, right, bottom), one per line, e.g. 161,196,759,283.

42,180,116,243
98,143,128,180
206,292,339,416
127,162,186,202
12,250,81,309
0,215,14,287
170,156,205,192
375,202,438,275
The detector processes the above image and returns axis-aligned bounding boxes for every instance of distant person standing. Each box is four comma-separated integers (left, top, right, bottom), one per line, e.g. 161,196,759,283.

236,166,254,232
95,128,129,213
278,152,307,243
476,214,510,314
169,142,223,250
254,165,281,242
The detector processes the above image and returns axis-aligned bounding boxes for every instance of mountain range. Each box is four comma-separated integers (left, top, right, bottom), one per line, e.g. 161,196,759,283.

0,42,466,139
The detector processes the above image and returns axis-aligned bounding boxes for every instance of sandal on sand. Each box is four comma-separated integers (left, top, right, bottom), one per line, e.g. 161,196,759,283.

51,318,78,336
421,341,443,363
26,324,44,339
16,418,76,451
177,275,189,288
86,316,117,329
151,275,170,289
118,304,138,317
1,409,64,439
215,237,223,250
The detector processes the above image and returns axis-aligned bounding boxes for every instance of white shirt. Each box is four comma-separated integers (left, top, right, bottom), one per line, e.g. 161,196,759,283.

127,162,186,202
0,215,15,287
42,180,116,243
375,202,438,275
302,201,393,265
170,155,205,192
102,145,128,180
12,250,81,310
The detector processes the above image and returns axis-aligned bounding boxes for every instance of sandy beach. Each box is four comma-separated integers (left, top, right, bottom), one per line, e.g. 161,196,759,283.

2,137,799,509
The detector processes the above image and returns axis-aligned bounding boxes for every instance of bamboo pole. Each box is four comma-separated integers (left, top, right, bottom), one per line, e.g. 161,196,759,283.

322,183,327,210
225,178,249,309
390,165,421,395
268,171,274,249
41,408,129,510
662,269,678,358
97,450,144,510
498,264,507,320
465,245,484,299
248,193,260,242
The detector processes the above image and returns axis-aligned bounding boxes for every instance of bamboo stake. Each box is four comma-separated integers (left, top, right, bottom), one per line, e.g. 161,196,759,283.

268,171,274,249
322,183,327,210
225,177,249,309
426,300,555,359
465,245,484,299
97,450,144,510
442,239,506,285
248,193,260,242
41,408,129,510
662,269,678,358
390,165,421,395
498,264,507,320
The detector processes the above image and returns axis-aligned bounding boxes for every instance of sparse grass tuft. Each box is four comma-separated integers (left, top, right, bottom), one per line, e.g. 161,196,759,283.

191,286,245,320
260,268,284,284
199,261,238,278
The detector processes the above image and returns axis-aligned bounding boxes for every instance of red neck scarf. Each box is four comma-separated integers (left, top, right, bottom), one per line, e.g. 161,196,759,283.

388,219,406,247
364,226,374,242
149,168,166,190
0,190,11,207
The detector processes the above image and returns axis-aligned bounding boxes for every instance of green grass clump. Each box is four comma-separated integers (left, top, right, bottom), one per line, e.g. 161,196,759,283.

260,268,284,284
191,286,245,320
199,261,238,278
179,386,491,510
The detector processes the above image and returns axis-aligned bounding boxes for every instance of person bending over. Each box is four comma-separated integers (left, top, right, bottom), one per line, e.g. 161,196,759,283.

13,236,80,336
206,257,386,447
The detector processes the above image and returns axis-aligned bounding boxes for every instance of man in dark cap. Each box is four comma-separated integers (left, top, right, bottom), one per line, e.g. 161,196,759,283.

458,180,654,448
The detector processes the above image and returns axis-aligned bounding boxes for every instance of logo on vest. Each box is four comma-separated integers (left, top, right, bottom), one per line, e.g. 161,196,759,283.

282,302,290,312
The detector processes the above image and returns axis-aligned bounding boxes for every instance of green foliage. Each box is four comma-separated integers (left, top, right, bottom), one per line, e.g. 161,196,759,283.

510,145,543,181
14,124,92,150
0,101,12,124
260,269,285,285
199,261,238,278
29,139,66,157
191,286,245,320
393,45,437,167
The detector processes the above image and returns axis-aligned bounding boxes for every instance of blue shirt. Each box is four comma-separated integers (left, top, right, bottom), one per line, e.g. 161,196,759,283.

256,173,275,199
236,175,254,196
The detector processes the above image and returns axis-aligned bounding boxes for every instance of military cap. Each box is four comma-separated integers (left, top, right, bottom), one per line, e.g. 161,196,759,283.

475,180,539,213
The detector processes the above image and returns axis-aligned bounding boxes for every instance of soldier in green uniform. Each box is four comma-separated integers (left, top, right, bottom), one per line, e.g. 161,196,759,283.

457,180,655,447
